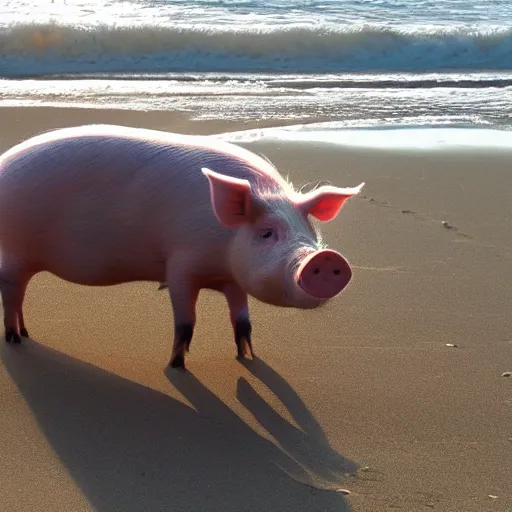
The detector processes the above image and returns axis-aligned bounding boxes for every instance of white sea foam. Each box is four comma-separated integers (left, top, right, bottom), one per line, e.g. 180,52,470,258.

2,74,511,129
219,125,512,151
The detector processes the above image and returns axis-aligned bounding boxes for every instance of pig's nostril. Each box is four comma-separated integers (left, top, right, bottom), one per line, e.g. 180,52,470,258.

313,268,320,275
333,269,341,275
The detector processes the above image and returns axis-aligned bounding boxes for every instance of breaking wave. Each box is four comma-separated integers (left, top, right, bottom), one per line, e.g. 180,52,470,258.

1,22,512,77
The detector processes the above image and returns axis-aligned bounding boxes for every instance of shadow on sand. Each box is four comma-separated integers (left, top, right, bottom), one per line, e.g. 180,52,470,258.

2,340,357,511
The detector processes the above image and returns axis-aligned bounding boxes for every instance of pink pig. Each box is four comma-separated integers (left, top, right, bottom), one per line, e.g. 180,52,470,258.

0,125,364,368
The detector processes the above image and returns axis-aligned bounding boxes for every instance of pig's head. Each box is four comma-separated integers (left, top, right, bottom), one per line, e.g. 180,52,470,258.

202,167,364,309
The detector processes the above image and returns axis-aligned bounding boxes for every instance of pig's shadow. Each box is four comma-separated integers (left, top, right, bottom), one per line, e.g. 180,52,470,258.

167,358,357,488
2,341,356,512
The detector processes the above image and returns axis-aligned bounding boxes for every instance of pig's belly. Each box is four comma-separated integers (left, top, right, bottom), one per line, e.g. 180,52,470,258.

39,247,168,287
44,259,167,286
0,199,175,286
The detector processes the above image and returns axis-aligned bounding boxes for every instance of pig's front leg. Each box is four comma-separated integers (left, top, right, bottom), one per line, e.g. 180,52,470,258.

167,271,200,370
223,282,254,360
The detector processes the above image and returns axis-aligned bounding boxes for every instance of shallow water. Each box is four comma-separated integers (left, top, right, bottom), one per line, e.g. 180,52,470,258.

1,0,512,131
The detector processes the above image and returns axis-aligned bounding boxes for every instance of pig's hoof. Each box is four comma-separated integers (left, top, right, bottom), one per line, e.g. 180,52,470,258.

170,353,186,370
235,319,254,359
5,329,21,344
236,338,255,360
20,328,29,338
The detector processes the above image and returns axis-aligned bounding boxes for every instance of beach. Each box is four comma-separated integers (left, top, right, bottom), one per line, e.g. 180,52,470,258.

0,106,511,511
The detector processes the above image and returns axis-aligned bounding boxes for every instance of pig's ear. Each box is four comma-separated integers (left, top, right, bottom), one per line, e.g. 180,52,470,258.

297,182,365,222
202,168,253,227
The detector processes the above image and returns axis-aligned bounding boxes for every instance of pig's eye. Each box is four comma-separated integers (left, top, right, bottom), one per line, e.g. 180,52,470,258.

260,228,277,241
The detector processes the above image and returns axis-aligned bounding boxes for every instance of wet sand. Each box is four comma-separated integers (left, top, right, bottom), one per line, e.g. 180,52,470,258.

1,107,511,511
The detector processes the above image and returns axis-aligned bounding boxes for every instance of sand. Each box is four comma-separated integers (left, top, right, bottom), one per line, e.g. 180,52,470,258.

0,107,511,512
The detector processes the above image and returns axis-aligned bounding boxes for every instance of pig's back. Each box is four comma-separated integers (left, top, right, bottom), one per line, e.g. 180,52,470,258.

0,125,283,283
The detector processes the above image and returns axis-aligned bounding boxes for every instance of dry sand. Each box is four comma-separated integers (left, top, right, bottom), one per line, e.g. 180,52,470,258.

0,107,511,511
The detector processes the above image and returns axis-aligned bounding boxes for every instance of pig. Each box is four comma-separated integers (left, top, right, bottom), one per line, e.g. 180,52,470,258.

0,124,364,369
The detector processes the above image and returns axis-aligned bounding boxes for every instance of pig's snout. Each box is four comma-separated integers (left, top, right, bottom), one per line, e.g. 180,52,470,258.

296,249,352,300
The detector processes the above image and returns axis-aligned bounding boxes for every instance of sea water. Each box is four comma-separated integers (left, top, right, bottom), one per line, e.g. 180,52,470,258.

1,0,512,139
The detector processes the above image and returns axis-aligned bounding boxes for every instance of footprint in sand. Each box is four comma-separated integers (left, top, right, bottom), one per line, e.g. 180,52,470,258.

362,196,476,240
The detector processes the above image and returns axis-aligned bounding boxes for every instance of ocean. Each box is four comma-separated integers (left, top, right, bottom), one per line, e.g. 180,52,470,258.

1,0,512,138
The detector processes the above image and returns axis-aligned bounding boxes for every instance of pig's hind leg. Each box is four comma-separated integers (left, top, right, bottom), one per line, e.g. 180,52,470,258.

223,282,254,360
0,270,31,344
19,309,29,338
